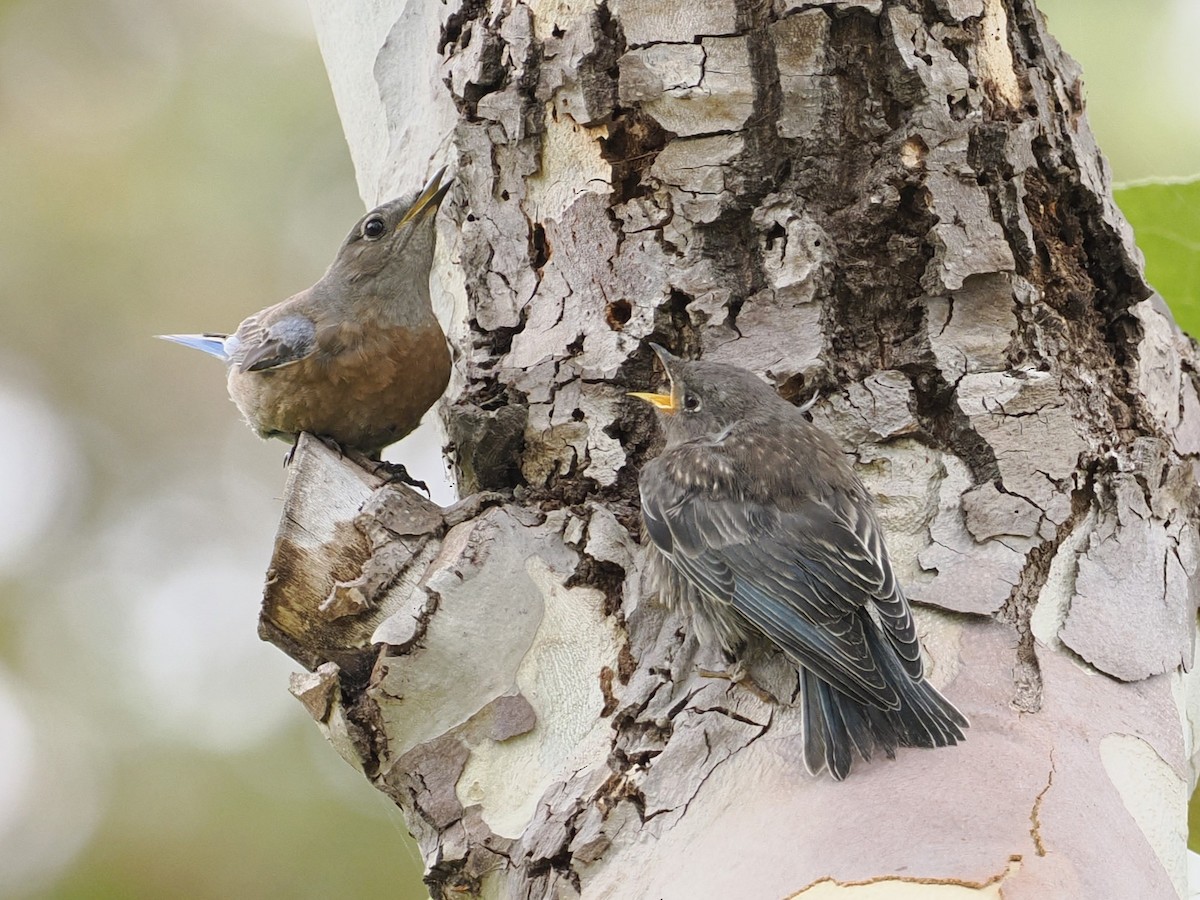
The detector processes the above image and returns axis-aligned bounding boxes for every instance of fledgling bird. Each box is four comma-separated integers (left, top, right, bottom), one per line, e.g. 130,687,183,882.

631,344,968,781
160,169,453,459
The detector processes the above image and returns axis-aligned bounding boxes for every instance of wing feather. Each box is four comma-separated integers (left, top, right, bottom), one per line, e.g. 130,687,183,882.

639,434,923,708
229,313,317,373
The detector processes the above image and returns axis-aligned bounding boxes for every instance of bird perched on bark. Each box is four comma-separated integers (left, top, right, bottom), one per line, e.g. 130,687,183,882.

160,168,453,459
631,344,968,780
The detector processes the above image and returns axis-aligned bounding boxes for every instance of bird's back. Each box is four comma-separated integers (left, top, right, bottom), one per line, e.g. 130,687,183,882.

639,392,967,779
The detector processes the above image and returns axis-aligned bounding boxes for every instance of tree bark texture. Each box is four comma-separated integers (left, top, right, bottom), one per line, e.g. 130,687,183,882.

275,1,1200,897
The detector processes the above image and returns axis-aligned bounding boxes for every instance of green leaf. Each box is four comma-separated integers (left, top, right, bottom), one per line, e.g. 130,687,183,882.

1114,177,1200,339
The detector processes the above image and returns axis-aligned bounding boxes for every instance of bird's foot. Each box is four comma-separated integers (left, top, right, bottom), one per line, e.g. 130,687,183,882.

315,434,348,458
286,433,348,466
372,460,430,496
697,658,747,682
698,662,775,704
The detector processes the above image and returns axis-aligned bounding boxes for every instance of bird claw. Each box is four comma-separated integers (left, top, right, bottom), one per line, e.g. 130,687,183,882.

697,663,776,704
285,433,349,467
314,434,347,458
372,460,430,496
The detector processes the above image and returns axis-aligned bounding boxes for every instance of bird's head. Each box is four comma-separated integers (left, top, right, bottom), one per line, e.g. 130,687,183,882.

330,167,451,284
630,344,788,445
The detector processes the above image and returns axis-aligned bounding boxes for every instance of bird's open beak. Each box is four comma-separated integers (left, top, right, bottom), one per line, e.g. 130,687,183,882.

629,390,677,412
629,342,679,412
397,166,452,228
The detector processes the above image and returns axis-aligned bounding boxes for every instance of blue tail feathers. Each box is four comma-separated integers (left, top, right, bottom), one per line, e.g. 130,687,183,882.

158,333,230,361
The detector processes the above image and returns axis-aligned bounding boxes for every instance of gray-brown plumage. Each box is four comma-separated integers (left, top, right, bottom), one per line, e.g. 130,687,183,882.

632,344,967,780
160,169,453,457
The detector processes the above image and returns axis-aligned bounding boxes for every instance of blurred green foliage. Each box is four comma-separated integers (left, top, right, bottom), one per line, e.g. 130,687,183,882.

1040,0,1200,182
47,735,419,900
1115,179,1200,337
0,1,428,898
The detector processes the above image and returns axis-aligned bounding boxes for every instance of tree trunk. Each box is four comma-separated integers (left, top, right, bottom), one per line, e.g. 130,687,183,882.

274,0,1200,897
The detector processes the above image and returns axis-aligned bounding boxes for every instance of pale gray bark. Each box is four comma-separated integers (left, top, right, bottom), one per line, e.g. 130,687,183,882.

272,1,1200,897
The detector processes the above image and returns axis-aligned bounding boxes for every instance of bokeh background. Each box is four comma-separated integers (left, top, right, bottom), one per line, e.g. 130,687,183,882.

0,1,1196,897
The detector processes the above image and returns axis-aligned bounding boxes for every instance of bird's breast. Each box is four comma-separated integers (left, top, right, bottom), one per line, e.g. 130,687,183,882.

227,319,451,454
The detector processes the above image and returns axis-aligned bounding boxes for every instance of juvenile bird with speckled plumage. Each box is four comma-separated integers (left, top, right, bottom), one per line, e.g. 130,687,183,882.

631,344,968,780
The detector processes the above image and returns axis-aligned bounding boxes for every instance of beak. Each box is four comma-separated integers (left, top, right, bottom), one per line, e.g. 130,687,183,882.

397,166,452,228
629,342,679,412
629,390,677,412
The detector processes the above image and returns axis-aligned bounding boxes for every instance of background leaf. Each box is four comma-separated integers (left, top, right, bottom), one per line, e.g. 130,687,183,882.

1115,178,1200,338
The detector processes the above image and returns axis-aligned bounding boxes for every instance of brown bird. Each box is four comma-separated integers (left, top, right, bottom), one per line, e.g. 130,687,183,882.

632,344,968,780
160,169,453,458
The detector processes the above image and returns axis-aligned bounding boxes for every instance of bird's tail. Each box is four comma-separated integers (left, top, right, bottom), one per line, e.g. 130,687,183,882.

157,333,230,361
800,618,968,781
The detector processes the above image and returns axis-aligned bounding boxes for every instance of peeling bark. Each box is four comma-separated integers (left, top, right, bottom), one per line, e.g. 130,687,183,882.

277,0,1200,896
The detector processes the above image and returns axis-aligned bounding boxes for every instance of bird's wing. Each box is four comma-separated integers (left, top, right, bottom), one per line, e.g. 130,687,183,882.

229,313,318,373
640,444,920,709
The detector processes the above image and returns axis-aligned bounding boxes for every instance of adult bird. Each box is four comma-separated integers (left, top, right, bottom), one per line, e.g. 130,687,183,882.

631,344,968,780
160,168,453,460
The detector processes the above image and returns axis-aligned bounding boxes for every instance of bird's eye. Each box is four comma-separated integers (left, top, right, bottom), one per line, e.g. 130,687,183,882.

362,216,387,240
682,393,701,412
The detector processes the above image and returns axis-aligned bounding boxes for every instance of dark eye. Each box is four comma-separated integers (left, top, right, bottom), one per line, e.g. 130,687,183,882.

362,216,387,240
682,393,701,412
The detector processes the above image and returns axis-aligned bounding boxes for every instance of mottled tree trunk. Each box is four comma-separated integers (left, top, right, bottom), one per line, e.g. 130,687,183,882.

274,1,1200,897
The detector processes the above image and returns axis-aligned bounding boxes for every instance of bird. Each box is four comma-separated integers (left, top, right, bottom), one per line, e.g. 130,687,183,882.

159,168,453,462
631,343,968,780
